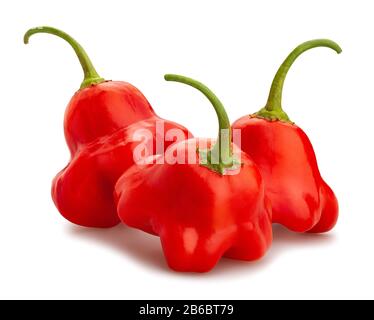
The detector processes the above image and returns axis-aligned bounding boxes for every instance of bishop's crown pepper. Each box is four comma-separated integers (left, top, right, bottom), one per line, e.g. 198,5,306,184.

232,39,340,233
115,74,272,272
24,26,191,228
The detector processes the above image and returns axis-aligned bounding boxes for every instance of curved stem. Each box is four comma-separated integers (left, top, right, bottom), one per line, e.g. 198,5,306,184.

24,26,105,89
256,39,342,122
165,74,234,174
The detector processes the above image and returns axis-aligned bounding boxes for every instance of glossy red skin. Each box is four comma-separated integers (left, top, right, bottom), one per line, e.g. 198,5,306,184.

54,80,191,227
232,116,338,233
65,81,155,155
53,120,191,228
114,139,272,272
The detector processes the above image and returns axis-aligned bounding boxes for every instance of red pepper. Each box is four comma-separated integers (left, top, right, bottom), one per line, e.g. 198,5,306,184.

25,27,191,228
232,39,340,233
115,75,272,272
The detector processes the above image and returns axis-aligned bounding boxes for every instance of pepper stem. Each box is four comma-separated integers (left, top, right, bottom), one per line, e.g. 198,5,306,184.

255,39,342,122
24,26,105,89
165,74,235,175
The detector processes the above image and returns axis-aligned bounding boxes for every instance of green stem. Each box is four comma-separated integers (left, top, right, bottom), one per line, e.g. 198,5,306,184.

255,39,342,122
165,74,235,175
24,26,105,89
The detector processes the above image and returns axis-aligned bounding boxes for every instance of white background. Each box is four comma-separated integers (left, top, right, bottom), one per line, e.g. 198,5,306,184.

0,0,372,299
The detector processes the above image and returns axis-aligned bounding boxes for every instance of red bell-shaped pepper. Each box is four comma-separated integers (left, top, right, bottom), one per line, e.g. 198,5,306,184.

115,74,272,272
25,26,191,228
232,39,340,233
